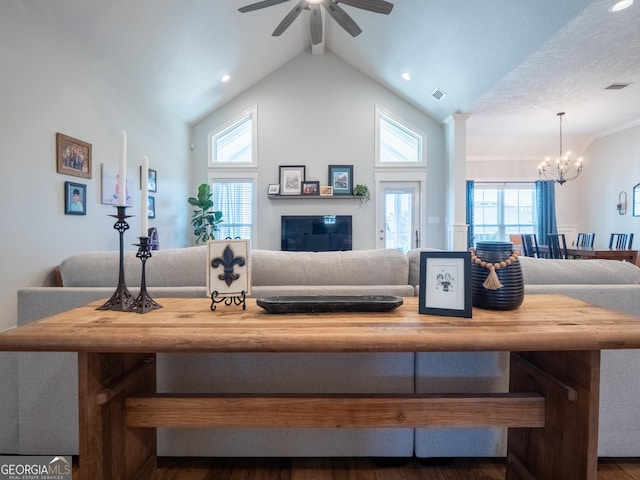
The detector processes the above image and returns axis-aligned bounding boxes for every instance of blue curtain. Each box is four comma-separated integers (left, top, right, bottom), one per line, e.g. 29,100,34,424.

536,180,557,243
466,180,474,248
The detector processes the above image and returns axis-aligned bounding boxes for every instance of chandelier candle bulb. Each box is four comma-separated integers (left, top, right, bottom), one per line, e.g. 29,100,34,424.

141,155,149,236
118,130,127,206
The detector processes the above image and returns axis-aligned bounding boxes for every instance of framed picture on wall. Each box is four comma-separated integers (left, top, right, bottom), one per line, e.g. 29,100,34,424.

279,165,305,195
328,165,353,195
140,166,157,192
418,251,472,318
56,133,92,179
148,196,156,218
64,181,87,215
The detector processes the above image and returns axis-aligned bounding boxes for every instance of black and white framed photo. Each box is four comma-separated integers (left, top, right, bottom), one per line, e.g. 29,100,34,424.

328,164,353,195
418,251,472,318
268,184,280,195
279,165,305,195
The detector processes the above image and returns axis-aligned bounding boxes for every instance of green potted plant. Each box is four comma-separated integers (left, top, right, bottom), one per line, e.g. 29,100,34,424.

188,183,223,243
353,184,370,205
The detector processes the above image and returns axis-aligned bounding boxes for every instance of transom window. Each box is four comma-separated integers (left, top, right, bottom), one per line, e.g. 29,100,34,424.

375,105,426,166
473,183,536,243
209,105,257,167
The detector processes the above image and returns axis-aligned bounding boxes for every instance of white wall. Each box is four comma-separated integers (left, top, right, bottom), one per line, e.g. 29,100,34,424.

576,124,640,248
466,124,640,249
190,50,446,251
0,3,190,331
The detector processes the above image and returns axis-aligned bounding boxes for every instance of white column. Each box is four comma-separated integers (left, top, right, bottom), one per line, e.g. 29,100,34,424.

444,113,470,251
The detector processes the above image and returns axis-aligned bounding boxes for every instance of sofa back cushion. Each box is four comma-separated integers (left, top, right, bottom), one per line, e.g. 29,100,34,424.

251,249,409,286
519,256,640,285
60,246,208,287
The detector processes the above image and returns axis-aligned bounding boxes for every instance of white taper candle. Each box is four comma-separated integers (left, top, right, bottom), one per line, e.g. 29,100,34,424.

141,155,149,235
118,130,127,206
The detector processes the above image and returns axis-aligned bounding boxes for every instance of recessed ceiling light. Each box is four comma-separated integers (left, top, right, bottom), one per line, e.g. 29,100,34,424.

221,74,231,83
401,72,411,81
610,0,633,12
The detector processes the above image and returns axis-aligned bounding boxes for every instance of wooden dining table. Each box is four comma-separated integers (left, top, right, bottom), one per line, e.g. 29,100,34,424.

536,245,638,265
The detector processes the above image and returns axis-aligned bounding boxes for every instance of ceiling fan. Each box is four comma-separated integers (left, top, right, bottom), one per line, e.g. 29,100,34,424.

238,0,394,45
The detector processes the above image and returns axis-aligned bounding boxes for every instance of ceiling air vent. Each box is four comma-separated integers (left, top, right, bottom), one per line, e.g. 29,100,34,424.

605,82,632,90
432,88,446,100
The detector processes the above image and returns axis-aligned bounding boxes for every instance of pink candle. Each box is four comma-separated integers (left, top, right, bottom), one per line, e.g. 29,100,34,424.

141,156,149,236
118,130,127,206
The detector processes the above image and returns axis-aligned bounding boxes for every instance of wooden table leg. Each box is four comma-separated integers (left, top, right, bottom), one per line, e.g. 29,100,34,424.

507,351,600,480
77,352,157,480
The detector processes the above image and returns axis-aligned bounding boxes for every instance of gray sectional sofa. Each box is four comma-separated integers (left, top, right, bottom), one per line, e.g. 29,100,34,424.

2,246,640,458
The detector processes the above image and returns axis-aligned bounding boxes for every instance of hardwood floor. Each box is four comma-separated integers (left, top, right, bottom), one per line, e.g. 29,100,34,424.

147,457,640,480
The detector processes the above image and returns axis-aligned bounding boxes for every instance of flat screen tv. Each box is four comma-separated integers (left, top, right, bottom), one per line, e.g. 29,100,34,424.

281,215,352,252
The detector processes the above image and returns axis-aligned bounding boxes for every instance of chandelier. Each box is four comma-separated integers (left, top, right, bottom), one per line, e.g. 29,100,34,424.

538,112,583,185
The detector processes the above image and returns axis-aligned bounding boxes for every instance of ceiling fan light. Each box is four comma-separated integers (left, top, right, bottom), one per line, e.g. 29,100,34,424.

610,0,633,12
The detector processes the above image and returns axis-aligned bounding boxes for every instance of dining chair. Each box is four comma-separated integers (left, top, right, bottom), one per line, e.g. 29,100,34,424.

547,233,569,259
575,232,595,248
520,234,540,257
609,233,630,249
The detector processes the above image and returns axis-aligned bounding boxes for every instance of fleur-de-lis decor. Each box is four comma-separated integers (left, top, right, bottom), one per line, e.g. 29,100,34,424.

211,245,246,287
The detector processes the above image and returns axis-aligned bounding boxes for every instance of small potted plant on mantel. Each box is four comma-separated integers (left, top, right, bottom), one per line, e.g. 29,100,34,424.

188,183,223,243
353,184,370,205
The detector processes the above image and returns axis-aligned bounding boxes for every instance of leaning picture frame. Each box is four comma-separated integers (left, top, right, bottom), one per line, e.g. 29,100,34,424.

418,251,472,318
328,164,353,195
279,165,305,195
268,184,280,195
56,133,92,179
64,181,87,215
302,181,320,196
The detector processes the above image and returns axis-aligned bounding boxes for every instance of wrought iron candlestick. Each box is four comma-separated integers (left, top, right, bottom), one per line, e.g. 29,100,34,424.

130,236,162,314
97,206,135,311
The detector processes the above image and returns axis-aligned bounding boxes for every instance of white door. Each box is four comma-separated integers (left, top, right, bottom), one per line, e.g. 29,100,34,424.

376,182,420,252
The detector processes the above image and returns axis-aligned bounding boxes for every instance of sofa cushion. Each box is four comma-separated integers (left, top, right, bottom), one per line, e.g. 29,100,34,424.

60,246,207,287
520,256,640,285
251,249,409,286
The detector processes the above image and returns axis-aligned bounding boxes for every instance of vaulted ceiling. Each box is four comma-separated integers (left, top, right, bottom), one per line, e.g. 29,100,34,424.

27,0,640,161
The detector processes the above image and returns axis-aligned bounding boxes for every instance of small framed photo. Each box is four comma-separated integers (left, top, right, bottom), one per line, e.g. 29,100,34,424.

140,166,158,192
328,165,353,195
320,185,333,196
64,181,87,215
419,251,472,318
268,184,280,195
279,165,305,195
302,181,320,196
148,195,156,218
56,133,92,179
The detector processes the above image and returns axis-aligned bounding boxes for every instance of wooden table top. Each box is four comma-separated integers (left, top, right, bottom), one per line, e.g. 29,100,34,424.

1,295,640,354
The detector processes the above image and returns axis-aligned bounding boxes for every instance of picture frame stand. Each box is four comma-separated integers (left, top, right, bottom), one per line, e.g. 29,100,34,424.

97,206,135,311
130,236,162,314
210,291,247,311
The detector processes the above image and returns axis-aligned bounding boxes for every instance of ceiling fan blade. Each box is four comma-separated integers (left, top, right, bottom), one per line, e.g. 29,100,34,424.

310,4,323,45
337,0,393,15
272,0,307,36
322,0,362,37
238,0,290,13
